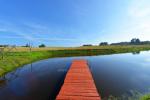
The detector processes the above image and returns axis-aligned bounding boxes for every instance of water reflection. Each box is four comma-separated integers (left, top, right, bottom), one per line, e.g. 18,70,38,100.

0,51,150,100
132,51,140,55
0,58,72,100
90,51,150,99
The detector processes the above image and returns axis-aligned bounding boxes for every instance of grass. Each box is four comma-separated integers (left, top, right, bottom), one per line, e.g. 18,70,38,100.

2,45,150,52
103,90,150,100
0,51,51,75
0,45,150,76
50,45,150,57
140,94,150,100
0,45,150,99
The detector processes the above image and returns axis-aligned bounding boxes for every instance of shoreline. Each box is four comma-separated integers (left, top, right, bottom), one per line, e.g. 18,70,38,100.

0,45,150,77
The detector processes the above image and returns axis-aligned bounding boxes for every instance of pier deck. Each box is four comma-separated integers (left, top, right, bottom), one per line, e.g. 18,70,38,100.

56,60,101,100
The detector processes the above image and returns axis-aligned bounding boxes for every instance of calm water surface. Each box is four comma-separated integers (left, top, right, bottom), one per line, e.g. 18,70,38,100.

0,51,150,100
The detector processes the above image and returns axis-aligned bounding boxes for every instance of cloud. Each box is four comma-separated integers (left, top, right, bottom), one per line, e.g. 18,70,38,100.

0,36,22,39
0,21,36,41
128,0,150,18
0,36,76,41
124,0,150,40
0,21,76,43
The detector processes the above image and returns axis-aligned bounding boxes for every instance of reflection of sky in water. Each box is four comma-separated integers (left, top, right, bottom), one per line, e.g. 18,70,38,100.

0,51,150,99
89,51,150,98
145,58,150,62
9,73,39,96
0,58,72,100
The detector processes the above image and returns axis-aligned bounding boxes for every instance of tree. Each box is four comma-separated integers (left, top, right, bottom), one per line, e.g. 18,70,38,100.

99,42,108,46
131,38,140,44
25,43,30,47
39,44,46,48
136,38,140,43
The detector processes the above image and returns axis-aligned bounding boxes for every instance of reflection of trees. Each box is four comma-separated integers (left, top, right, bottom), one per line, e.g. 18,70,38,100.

132,51,140,55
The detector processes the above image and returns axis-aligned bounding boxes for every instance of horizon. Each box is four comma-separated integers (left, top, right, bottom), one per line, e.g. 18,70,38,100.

0,37,149,47
0,0,150,46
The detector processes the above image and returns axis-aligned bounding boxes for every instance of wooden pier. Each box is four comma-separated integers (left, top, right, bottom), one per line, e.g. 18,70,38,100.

56,60,101,100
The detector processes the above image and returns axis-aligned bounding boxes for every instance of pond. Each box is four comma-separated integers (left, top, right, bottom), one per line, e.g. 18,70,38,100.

0,51,150,100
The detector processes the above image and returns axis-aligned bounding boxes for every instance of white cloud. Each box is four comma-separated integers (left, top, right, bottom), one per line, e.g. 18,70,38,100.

125,0,150,40
0,36,76,41
91,0,150,43
128,0,150,18
0,21,76,43
0,22,36,41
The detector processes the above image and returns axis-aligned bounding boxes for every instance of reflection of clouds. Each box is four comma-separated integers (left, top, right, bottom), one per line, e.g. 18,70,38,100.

138,58,150,67
139,74,150,81
135,58,150,67
0,20,76,43
145,58,150,62
140,63,149,67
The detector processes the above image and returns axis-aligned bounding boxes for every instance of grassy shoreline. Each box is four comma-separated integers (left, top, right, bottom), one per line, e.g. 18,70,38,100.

0,51,52,76
0,45,150,100
140,94,150,100
0,45,150,77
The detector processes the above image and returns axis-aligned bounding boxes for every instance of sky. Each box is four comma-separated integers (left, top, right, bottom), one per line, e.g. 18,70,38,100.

0,0,150,46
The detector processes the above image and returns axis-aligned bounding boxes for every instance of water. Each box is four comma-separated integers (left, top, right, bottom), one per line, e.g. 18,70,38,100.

90,51,150,99
0,51,150,100
0,58,72,100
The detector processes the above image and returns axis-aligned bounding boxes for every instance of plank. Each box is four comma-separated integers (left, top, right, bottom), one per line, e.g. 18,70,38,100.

56,60,101,100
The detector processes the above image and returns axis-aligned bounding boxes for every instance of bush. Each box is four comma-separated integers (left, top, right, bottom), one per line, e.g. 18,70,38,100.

39,44,46,48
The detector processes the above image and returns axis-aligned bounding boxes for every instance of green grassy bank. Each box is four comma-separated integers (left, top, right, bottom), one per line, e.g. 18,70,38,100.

0,45,150,99
140,94,150,100
0,51,53,76
0,45,150,76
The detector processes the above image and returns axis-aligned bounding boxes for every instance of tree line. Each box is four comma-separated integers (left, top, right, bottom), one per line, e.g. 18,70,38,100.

83,38,150,46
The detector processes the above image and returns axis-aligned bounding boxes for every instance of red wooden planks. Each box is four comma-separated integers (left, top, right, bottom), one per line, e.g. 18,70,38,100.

56,60,101,100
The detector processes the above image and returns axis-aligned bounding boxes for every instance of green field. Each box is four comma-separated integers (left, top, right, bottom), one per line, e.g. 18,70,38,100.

0,45,150,76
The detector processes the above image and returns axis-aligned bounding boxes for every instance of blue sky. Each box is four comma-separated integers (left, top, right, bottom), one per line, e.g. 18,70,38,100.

0,0,150,46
